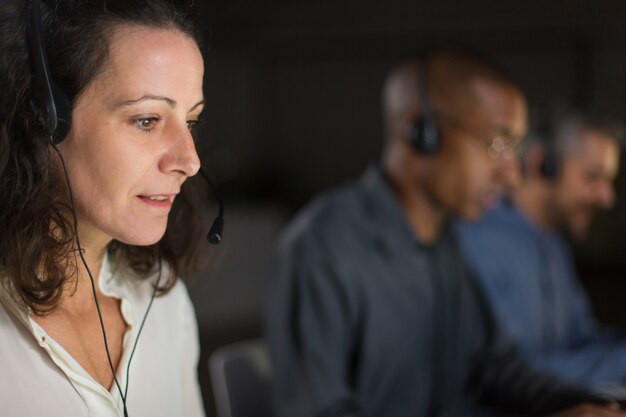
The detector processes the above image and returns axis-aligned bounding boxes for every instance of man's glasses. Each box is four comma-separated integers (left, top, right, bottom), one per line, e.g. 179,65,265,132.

438,117,519,160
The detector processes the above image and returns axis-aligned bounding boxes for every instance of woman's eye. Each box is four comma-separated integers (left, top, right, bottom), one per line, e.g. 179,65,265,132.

187,119,199,131
134,116,160,131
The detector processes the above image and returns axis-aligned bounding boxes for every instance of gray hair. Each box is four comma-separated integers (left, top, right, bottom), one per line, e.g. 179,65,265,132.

519,106,624,167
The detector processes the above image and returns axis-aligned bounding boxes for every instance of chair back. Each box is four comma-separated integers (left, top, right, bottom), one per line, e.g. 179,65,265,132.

209,339,273,417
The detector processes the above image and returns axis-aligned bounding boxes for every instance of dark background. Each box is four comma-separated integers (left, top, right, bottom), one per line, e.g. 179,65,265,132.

184,1,626,415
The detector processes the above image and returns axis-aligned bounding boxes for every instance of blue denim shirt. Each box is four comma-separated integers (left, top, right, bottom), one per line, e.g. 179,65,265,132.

456,201,626,390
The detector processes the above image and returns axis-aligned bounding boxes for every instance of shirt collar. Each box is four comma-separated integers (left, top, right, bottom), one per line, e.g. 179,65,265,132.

498,199,561,243
0,251,130,328
98,250,126,299
357,165,455,254
0,279,30,330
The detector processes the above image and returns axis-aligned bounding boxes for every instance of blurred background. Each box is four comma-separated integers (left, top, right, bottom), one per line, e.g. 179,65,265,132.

185,1,626,415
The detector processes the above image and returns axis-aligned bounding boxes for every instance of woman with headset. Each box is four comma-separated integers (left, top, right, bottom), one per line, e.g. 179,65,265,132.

0,1,217,416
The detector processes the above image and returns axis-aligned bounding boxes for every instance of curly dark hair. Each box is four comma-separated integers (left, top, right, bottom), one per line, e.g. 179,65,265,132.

0,0,213,314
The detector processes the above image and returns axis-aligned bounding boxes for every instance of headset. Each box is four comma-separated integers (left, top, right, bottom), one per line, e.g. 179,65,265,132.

26,2,224,416
27,0,71,144
539,146,560,179
407,55,440,154
534,113,561,180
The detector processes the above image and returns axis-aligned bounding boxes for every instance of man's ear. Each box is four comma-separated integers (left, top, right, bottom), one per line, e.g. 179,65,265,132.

524,145,549,180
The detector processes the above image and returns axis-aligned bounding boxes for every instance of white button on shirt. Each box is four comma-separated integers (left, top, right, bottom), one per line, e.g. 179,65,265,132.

0,253,206,417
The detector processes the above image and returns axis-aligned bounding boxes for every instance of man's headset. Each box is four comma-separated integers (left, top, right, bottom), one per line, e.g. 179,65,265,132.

26,2,224,242
406,56,440,154
532,113,561,180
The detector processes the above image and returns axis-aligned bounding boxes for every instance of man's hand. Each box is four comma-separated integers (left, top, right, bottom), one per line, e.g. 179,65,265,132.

551,404,625,417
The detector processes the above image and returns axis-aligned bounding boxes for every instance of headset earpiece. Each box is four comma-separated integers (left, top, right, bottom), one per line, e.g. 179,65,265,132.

27,1,72,144
407,56,440,154
50,82,71,144
408,114,439,154
534,111,561,180
539,147,559,179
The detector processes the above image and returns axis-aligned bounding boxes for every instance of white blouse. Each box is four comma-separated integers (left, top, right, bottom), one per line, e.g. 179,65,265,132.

0,253,206,417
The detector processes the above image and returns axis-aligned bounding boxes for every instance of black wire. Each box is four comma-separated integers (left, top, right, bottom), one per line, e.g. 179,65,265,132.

124,246,162,400
51,144,128,414
51,143,161,417
198,167,223,218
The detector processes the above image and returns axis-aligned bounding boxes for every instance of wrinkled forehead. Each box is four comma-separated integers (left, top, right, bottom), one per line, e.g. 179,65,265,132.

437,76,527,141
83,25,204,103
108,24,202,69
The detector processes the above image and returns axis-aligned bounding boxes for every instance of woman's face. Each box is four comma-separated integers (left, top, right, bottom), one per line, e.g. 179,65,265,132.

59,25,204,247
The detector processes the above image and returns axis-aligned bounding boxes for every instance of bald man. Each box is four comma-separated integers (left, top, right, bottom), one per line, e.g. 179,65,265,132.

265,49,621,417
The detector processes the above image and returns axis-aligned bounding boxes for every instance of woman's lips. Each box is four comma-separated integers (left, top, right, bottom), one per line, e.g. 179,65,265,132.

137,194,175,208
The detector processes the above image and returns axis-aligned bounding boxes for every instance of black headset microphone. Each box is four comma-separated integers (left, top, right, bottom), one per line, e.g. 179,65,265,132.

27,3,223,416
200,167,225,244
